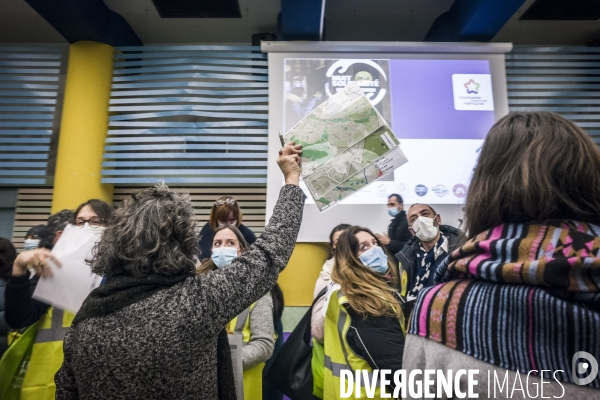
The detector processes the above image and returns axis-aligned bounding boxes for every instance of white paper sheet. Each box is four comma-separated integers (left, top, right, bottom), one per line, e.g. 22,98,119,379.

228,333,245,400
32,224,103,313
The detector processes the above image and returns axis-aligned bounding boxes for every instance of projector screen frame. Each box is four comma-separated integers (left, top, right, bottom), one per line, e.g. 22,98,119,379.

263,41,512,242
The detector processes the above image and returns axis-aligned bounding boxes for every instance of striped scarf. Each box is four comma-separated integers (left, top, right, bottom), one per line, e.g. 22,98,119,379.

408,220,600,388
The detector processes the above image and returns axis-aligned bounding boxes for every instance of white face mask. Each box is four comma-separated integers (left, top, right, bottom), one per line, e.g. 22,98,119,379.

79,223,105,238
23,238,40,251
411,216,439,242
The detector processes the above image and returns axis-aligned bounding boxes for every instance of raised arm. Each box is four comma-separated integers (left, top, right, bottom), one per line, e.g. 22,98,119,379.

195,183,304,329
190,142,304,329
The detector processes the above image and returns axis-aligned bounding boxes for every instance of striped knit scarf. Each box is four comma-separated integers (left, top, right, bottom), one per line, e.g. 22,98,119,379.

408,220,600,388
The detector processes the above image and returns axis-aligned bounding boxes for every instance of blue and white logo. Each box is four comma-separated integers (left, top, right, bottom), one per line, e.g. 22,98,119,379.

415,185,428,197
432,185,448,197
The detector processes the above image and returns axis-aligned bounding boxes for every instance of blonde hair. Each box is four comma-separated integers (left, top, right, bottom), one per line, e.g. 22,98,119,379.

332,226,402,319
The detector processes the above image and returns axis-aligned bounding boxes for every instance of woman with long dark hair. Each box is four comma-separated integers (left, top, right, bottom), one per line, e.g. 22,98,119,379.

405,112,600,396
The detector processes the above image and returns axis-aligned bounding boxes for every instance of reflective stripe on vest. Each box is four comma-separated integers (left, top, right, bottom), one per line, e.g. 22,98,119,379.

35,308,70,343
234,306,250,334
230,302,263,400
323,290,383,399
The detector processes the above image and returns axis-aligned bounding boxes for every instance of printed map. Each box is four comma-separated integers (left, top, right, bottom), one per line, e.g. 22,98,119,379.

285,84,407,211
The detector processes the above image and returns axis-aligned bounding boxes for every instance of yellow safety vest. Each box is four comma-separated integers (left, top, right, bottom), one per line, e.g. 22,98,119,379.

230,303,264,400
322,290,401,400
20,307,74,400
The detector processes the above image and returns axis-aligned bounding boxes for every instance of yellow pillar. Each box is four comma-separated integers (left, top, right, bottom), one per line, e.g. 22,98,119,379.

52,41,114,213
278,242,329,306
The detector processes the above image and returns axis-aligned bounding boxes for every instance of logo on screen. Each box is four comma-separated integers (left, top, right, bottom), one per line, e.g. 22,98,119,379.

464,79,480,94
325,60,389,106
432,185,448,197
415,185,428,197
453,184,467,198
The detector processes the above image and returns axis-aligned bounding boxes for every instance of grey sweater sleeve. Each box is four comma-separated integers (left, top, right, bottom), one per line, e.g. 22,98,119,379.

242,294,274,369
190,184,305,332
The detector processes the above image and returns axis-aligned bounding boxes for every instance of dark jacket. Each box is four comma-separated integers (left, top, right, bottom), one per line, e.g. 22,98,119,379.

5,272,50,329
385,210,412,254
346,306,405,373
395,225,466,298
199,223,257,260
54,185,305,400
0,278,8,358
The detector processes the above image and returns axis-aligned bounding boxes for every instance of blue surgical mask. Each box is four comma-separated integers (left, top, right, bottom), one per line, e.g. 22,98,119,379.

211,247,238,269
23,238,40,251
358,245,389,274
388,207,400,217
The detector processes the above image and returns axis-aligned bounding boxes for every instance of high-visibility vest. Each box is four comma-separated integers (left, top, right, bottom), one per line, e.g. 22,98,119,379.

230,302,264,400
20,307,74,400
323,290,400,400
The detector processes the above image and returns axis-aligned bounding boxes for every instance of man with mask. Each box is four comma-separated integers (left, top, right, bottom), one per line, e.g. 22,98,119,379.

395,204,465,307
376,194,412,255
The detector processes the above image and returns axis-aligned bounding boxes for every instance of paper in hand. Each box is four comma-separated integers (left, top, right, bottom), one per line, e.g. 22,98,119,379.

32,224,103,313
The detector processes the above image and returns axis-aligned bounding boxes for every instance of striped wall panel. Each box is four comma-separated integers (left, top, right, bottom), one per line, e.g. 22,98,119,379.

102,45,269,185
113,187,266,235
0,45,67,185
11,186,266,251
11,188,52,251
506,46,600,145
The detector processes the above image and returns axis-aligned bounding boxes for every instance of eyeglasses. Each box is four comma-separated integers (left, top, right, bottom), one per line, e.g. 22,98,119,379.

75,217,103,228
215,197,236,206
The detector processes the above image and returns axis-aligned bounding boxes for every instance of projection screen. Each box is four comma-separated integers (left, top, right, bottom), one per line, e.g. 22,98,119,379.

263,42,511,242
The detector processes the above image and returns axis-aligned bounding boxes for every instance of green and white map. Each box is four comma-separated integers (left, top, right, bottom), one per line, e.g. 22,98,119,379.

285,83,408,211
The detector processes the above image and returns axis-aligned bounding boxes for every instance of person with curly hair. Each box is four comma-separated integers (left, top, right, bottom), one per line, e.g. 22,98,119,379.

54,143,304,400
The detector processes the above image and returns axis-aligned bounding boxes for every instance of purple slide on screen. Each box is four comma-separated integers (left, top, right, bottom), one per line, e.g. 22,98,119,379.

389,59,496,140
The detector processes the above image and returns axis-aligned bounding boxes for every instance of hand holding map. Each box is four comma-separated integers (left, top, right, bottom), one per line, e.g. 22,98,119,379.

284,82,408,211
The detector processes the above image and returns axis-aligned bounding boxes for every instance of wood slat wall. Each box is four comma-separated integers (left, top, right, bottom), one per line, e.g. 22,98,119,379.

113,187,266,234
11,186,266,250
11,188,52,251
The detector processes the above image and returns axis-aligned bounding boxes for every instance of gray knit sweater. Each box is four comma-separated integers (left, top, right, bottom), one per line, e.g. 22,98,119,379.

55,185,305,400
242,293,274,369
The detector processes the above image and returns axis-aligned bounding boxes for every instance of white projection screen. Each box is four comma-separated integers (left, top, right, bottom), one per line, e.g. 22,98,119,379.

263,42,511,242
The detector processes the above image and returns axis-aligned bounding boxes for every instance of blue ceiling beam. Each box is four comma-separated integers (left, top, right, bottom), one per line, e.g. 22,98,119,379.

279,0,326,41
425,0,526,42
24,0,142,46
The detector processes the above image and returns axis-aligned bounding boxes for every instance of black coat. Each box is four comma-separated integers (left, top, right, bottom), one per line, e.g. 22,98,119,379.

0,278,8,358
395,224,466,296
198,222,257,260
385,210,412,255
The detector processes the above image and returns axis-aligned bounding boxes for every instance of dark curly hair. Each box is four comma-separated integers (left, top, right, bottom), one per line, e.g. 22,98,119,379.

90,183,198,277
39,209,75,250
